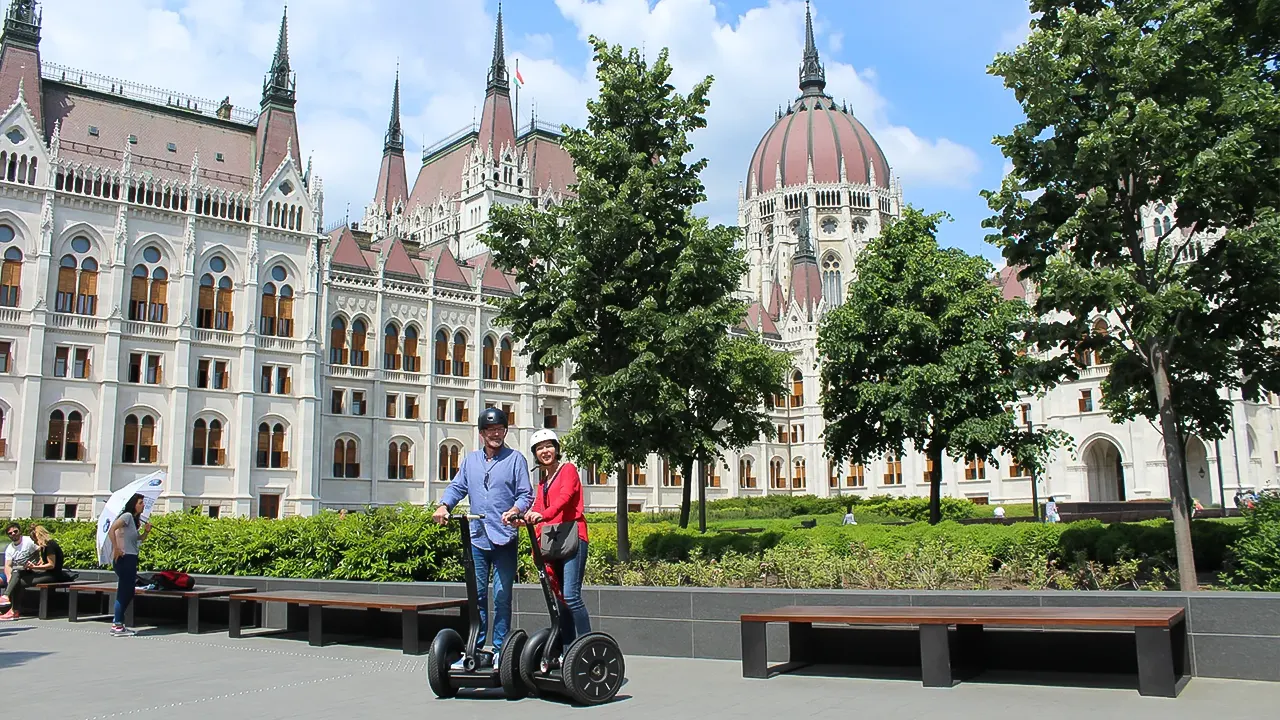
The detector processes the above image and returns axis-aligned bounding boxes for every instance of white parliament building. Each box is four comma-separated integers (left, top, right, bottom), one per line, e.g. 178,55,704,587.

0,2,1274,520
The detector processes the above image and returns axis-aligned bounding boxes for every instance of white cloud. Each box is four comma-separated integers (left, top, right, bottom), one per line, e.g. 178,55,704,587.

34,0,980,231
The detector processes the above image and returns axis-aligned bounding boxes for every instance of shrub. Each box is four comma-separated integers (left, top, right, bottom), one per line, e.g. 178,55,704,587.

1220,493,1280,591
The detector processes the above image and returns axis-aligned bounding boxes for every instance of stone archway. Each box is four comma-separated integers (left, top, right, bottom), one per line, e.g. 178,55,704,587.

1084,438,1126,502
1186,436,1213,505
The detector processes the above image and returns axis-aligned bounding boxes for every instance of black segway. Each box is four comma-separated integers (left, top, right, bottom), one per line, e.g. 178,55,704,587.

517,516,625,705
426,513,528,699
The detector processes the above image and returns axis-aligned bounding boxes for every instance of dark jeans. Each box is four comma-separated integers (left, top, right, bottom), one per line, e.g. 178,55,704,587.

472,541,518,652
551,540,591,652
113,554,139,625
4,569,60,607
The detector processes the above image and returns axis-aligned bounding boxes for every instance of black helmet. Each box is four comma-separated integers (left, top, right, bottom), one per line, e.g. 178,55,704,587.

478,406,508,430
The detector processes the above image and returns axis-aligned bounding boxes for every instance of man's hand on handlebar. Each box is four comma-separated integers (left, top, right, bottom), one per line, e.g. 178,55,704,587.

432,504,450,525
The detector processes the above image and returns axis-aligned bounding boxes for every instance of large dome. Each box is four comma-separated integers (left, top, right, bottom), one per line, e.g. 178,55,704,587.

745,2,891,199
746,94,891,198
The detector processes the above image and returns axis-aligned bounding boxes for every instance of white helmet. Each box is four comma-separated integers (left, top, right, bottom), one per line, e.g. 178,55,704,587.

529,429,560,455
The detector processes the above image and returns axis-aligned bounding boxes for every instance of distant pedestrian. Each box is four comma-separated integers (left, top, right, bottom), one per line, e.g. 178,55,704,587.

1044,497,1060,523
842,507,857,525
108,493,152,636
993,506,1006,519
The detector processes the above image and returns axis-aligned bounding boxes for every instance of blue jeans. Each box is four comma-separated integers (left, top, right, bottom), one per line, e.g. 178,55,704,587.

553,540,591,652
472,540,517,652
113,554,138,625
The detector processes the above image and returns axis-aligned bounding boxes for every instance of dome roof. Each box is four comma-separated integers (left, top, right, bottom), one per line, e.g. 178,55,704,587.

745,2,891,199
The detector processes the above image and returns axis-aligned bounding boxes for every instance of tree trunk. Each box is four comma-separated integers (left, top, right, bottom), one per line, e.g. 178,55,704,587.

1151,343,1199,591
679,459,694,528
616,474,630,563
928,443,944,525
698,458,708,534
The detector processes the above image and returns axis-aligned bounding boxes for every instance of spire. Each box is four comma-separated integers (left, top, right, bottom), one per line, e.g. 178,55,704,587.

487,4,509,91
384,69,403,152
3,0,40,47
262,6,296,107
798,0,826,96
793,201,816,262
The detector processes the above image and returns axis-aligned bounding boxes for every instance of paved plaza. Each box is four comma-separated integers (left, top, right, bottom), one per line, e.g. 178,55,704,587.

3,618,1279,720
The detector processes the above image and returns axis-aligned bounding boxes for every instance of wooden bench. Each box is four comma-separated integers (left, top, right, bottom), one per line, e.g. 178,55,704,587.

227,590,468,655
34,581,84,619
740,605,1189,697
67,582,257,633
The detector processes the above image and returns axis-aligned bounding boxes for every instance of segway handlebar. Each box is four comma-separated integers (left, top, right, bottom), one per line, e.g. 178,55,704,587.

450,513,485,520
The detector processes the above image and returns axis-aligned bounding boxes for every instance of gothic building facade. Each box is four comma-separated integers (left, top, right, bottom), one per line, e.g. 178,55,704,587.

0,1,1274,520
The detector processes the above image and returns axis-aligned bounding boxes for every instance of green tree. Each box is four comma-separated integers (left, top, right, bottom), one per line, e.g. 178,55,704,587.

675,333,792,531
984,0,1280,590
818,207,1057,525
483,38,723,561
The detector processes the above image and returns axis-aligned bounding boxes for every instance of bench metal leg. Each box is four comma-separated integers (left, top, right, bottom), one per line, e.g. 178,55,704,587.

187,596,201,634
402,609,420,655
1136,626,1180,697
68,589,80,623
308,604,323,647
38,588,52,620
741,621,768,678
228,599,243,639
920,624,953,688
788,622,814,665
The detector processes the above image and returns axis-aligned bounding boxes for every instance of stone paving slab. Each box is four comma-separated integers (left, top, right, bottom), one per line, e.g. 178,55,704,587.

3,618,1280,720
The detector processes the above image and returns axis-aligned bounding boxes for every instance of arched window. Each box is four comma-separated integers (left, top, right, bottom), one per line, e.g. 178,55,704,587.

0,406,6,457
792,459,807,490
452,331,469,376
483,335,497,379
403,326,421,372
438,443,462,482
384,324,401,370
329,317,348,364
791,371,804,407
129,247,168,323
192,419,225,466
259,282,277,335
350,319,369,367
122,414,157,464
662,458,683,487
333,438,359,478
56,237,99,316
1162,216,1173,236
46,409,83,461
257,422,288,468
738,457,756,488
434,329,450,375
769,458,785,489
388,441,413,479
821,252,843,308
1,245,22,308
499,337,515,381
197,257,234,330
277,284,294,337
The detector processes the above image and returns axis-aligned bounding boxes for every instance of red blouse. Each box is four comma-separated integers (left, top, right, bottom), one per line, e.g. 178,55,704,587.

531,462,589,543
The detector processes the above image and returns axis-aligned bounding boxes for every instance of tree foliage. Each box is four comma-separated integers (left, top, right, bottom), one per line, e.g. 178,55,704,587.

483,37,728,560
984,0,1280,589
818,206,1060,525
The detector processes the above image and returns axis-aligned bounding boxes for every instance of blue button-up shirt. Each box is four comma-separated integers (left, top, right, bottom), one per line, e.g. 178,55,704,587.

439,446,533,550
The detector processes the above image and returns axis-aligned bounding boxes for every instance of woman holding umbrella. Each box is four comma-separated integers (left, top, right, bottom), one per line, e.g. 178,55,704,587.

107,493,151,636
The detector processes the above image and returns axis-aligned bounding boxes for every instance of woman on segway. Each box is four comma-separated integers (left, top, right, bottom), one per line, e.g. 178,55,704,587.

523,429,591,658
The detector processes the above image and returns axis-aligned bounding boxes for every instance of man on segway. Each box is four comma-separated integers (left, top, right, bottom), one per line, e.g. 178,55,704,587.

433,407,533,671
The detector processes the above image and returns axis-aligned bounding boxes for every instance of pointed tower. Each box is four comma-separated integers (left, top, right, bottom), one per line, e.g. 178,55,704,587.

373,70,409,216
256,7,302,176
788,200,823,321
476,5,515,155
0,0,43,128
798,0,825,97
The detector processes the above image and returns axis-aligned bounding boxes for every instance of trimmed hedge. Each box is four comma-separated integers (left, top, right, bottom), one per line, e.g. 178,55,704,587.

3,500,1258,590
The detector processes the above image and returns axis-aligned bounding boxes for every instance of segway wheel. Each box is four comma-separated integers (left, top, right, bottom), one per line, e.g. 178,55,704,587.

561,632,625,705
519,627,552,696
500,629,528,699
426,628,463,699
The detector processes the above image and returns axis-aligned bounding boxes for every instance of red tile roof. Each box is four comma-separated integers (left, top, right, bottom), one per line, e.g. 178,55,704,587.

478,89,516,156
788,261,823,320
744,301,781,338
423,243,471,287
520,133,575,195
383,237,421,279
330,226,370,270
42,85,257,192
373,149,409,215
407,141,468,214
470,251,518,295
994,265,1027,300
256,105,301,177
0,45,41,129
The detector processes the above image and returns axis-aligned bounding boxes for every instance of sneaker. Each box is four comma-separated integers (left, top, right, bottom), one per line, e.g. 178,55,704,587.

0,609,17,621
110,624,134,637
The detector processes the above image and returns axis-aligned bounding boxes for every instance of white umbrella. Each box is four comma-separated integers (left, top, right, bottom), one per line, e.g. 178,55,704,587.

96,470,165,565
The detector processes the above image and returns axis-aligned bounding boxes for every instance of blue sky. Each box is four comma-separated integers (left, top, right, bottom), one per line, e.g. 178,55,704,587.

41,0,1035,263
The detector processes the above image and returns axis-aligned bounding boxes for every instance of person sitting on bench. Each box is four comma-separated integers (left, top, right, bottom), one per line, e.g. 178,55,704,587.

22,525,75,587
1,522,39,620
